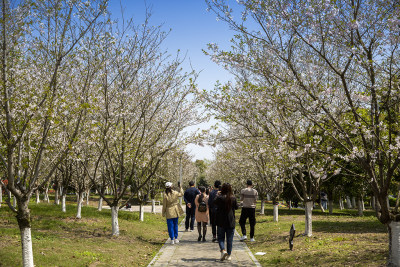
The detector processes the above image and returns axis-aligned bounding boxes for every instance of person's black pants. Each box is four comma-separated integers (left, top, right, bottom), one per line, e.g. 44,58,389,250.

209,210,217,237
185,206,196,230
239,207,256,238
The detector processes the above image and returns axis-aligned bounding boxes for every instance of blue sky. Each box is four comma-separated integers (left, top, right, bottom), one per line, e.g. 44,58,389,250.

109,0,236,161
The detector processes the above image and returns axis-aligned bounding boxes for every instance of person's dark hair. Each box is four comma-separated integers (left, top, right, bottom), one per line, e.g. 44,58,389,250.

198,186,206,202
247,180,253,186
220,183,233,211
165,187,172,195
214,180,221,188
189,181,194,186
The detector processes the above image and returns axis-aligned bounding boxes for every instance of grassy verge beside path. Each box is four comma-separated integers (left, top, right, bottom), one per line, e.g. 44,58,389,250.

240,202,387,266
0,202,166,266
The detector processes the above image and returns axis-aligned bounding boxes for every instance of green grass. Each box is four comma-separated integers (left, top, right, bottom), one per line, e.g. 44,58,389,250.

239,202,387,266
0,198,389,266
0,201,167,267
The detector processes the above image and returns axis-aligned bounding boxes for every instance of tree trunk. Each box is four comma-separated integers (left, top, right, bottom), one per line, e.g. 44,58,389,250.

352,197,356,209
111,206,119,236
346,196,352,209
319,202,325,213
0,186,2,207
54,186,59,205
388,221,400,266
76,192,83,219
44,187,49,203
273,203,279,222
61,194,66,213
151,199,156,214
339,198,344,210
267,194,271,201
357,198,363,217
17,200,34,267
13,195,16,208
97,197,103,211
329,199,333,214
305,201,313,237
388,197,391,209
86,190,90,206
139,204,144,222
372,196,376,210
35,190,40,204
260,200,265,214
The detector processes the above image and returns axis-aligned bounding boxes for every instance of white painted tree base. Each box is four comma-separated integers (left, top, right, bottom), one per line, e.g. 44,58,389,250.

21,227,34,267
273,204,279,222
140,204,144,221
305,201,313,237
62,195,66,213
98,198,103,211
111,206,120,236
260,200,265,215
389,221,400,266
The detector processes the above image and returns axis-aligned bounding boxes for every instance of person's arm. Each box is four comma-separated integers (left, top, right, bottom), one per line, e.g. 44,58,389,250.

184,190,188,204
254,190,258,205
233,198,239,210
240,189,244,202
194,195,199,207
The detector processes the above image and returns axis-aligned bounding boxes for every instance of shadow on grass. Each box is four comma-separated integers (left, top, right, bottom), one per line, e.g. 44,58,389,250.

313,220,387,234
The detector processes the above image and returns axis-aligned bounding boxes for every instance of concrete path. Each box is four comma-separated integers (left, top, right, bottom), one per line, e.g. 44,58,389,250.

148,219,261,267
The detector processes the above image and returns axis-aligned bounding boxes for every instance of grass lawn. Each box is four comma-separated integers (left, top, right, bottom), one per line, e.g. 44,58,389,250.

0,197,388,266
241,202,387,266
0,200,167,267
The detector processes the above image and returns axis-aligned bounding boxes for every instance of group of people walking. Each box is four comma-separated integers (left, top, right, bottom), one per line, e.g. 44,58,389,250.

162,179,258,262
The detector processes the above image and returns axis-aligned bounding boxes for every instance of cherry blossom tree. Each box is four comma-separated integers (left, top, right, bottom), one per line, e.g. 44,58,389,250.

206,0,400,263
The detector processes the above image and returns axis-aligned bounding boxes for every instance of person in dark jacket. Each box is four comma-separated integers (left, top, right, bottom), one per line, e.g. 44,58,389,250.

183,181,200,231
213,183,238,261
208,180,221,242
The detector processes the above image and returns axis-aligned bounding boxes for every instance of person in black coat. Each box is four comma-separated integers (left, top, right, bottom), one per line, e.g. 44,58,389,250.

208,180,221,242
183,181,200,231
213,183,239,261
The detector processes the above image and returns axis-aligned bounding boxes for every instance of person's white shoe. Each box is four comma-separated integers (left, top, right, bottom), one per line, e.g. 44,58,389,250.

175,239,179,244
250,238,256,242
227,255,232,261
170,239,175,245
240,235,247,241
220,250,228,261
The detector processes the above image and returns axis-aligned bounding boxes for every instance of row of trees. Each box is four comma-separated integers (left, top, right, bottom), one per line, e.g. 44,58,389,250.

201,0,400,265
0,1,203,266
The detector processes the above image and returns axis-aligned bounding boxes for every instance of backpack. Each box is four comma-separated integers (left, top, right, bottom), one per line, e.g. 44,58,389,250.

198,196,207,212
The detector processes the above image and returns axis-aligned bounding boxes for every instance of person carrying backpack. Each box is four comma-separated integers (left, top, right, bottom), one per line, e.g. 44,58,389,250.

194,186,209,242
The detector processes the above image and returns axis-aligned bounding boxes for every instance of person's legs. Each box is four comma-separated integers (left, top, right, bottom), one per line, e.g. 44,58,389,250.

197,222,202,241
190,208,196,230
166,218,174,240
185,207,190,230
173,217,179,240
239,208,249,236
249,208,256,238
217,226,226,251
202,222,207,241
226,227,235,255
210,211,217,239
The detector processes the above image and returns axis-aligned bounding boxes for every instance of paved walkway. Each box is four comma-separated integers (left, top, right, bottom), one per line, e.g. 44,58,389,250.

148,219,261,267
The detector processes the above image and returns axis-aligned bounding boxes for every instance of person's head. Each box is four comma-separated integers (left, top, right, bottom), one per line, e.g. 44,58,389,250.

220,183,233,210
199,186,206,194
189,181,194,187
214,180,221,188
247,180,253,187
220,183,233,196
165,182,173,195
